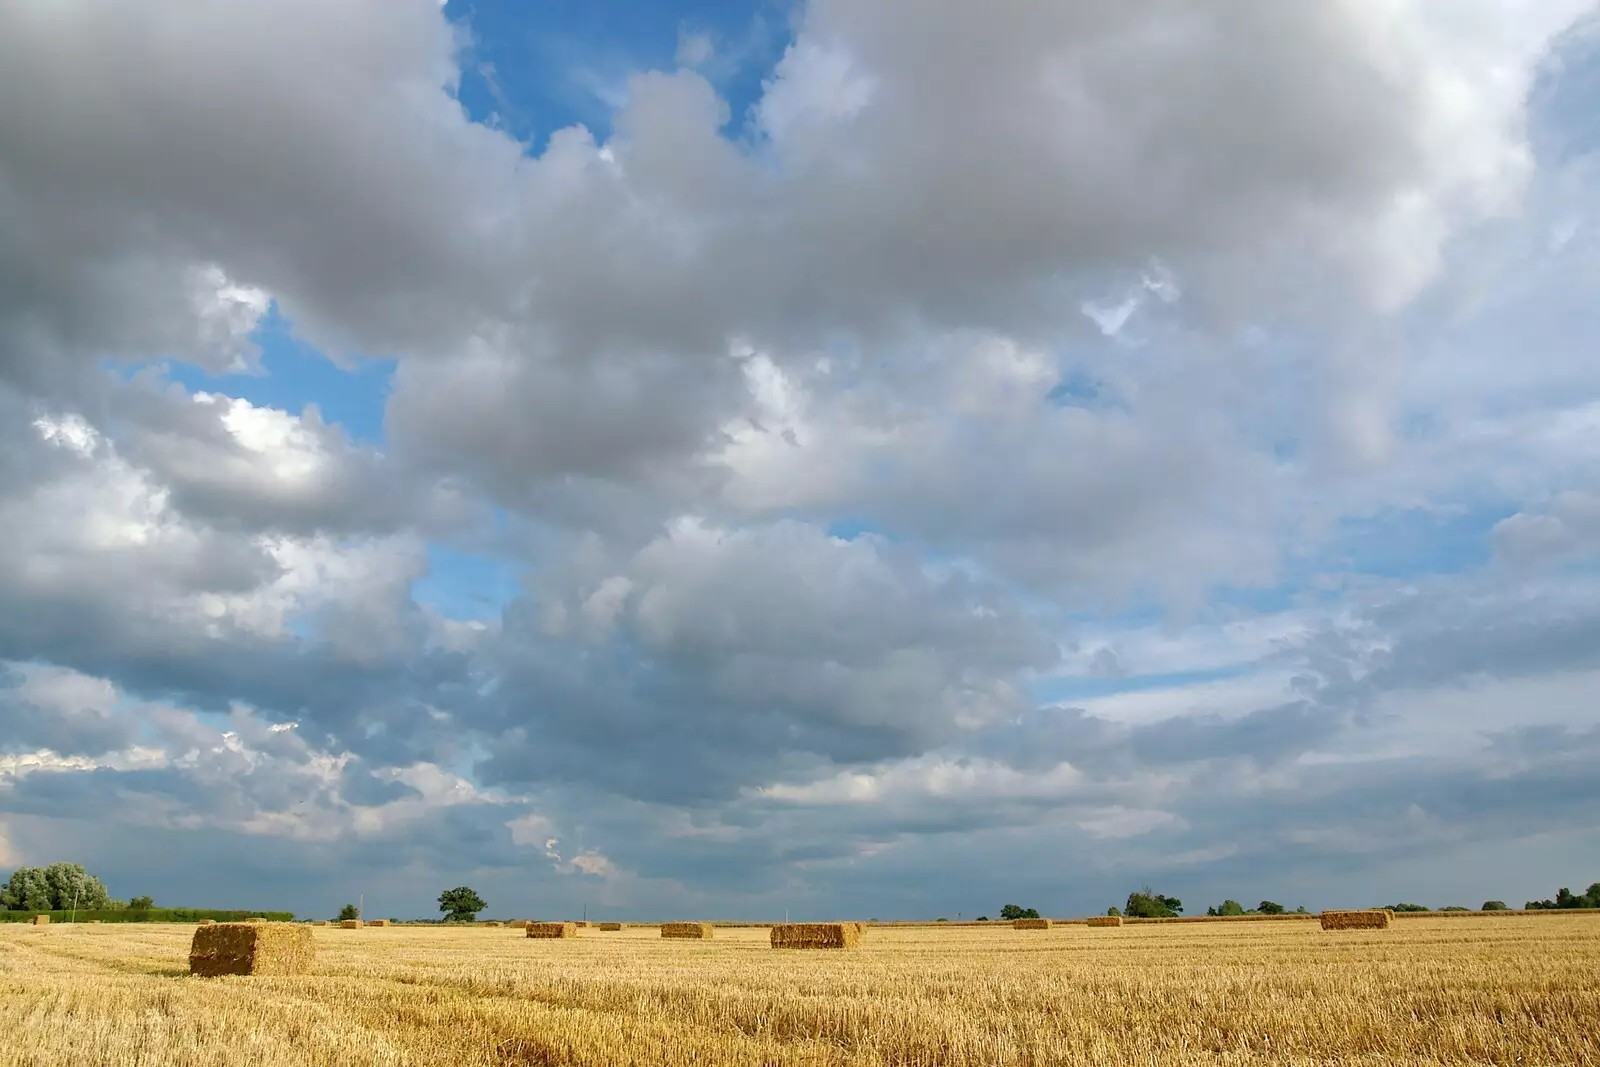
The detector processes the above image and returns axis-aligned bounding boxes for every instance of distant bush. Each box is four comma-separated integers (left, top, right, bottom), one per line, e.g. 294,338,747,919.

1482,901,1509,911
1441,906,1471,912
1124,889,1182,918
1206,900,1246,917
1525,884,1600,910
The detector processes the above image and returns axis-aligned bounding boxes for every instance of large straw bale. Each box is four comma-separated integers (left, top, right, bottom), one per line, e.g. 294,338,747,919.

189,922,315,977
1086,915,1124,927
599,922,624,931
1319,910,1392,930
31,915,49,926
526,922,577,939
771,923,860,949
1014,918,1052,930
661,922,714,939
339,919,362,929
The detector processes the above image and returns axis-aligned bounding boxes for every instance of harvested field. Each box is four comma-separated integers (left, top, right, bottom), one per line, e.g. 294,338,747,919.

661,923,713,939
2,917,1598,1064
1321,909,1393,930
525,922,577,939
1086,915,1124,927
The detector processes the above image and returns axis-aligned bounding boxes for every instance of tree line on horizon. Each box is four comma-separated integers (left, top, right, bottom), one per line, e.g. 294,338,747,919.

8,863,1600,921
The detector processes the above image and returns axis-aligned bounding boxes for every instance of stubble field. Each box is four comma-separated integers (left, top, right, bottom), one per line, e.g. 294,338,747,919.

2,916,1597,1066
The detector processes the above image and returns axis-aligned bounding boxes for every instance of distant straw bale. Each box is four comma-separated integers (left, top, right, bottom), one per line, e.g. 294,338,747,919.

661,922,714,939
508,920,529,929
197,919,215,925
311,921,328,926
32,916,49,926
189,922,315,977
368,919,391,927
1014,918,1052,930
771,923,860,949
1086,916,1124,927
482,921,503,927
599,922,624,931
1320,910,1392,931
526,922,577,939
573,921,590,928
339,919,362,929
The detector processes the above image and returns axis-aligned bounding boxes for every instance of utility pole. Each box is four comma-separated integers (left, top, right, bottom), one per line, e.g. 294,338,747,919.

70,884,80,926
358,893,364,923
583,901,587,922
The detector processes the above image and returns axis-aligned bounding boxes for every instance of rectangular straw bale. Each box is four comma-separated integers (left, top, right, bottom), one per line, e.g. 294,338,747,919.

525,922,577,939
31,915,49,926
367,919,390,927
599,922,624,931
1014,918,1052,930
508,920,529,928
189,922,315,977
311,920,328,926
197,919,215,925
339,919,362,929
770,923,860,949
482,921,503,927
1086,915,1124,927
1319,909,1392,930
661,922,714,939
573,920,590,928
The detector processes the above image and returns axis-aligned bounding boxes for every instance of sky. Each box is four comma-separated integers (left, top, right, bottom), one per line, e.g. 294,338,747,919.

1,0,1599,923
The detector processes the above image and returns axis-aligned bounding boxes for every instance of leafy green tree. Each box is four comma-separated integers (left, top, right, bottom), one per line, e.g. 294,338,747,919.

1107,906,1122,917
1256,900,1285,914
1124,888,1182,918
438,886,487,923
337,903,360,921
1481,901,1509,911
1206,899,1245,917
128,896,154,910
1387,903,1430,912
999,904,1040,920
2,864,111,911
1441,906,1471,912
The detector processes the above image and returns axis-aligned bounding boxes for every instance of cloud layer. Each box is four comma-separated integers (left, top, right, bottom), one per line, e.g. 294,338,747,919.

1,0,1598,919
